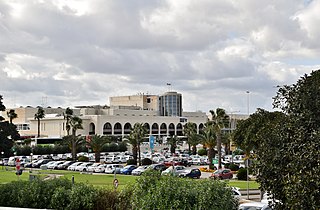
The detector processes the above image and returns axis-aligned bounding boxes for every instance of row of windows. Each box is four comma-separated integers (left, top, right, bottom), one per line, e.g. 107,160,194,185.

16,124,30,131
89,122,205,136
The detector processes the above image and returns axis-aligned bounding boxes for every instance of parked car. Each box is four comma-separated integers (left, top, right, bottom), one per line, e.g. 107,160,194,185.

94,164,108,173
231,187,241,200
0,158,9,166
210,169,233,180
147,164,167,172
238,202,272,210
57,161,75,170
48,161,65,170
120,165,138,175
75,162,93,172
87,163,102,172
164,158,191,167
104,164,124,174
67,162,83,171
179,168,201,179
40,161,56,169
131,165,149,176
161,165,186,176
32,159,52,168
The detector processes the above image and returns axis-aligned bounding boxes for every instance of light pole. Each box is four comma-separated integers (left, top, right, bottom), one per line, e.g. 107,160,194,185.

246,91,250,200
1,151,4,170
30,152,33,173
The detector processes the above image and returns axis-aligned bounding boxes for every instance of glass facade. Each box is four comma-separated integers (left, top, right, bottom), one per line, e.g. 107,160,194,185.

159,92,182,116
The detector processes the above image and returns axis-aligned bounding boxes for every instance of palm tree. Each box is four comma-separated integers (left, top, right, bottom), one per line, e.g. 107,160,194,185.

167,135,180,154
183,122,197,154
198,123,216,169
188,132,200,155
69,115,83,161
62,135,84,159
128,134,138,164
34,107,45,138
7,109,18,124
209,108,230,169
130,123,147,165
64,107,73,136
86,134,110,162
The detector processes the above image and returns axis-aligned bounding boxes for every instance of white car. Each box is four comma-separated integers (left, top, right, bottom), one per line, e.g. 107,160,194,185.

87,163,102,172
238,202,272,210
47,161,65,170
75,162,93,172
94,164,108,173
104,164,124,174
67,162,83,171
41,161,56,169
131,165,149,176
161,165,186,176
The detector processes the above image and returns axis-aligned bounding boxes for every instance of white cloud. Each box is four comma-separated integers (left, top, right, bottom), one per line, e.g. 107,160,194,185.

0,0,320,114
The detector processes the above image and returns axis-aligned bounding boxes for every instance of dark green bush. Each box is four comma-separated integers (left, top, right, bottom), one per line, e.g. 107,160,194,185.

141,158,152,165
93,187,118,210
237,167,248,180
78,156,89,162
131,171,238,210
225,163,240,171
197,148,207,156
126,159,137,165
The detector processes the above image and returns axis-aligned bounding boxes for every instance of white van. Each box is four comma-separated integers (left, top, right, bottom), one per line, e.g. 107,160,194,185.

8,156,18,166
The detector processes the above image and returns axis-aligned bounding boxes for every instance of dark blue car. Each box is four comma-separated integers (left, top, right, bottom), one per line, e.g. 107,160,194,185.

120,165,138,175
178,168,201,179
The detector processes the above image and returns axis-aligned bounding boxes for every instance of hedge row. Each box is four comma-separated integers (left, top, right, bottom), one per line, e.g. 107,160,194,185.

0,171,239,210
13,142,128,156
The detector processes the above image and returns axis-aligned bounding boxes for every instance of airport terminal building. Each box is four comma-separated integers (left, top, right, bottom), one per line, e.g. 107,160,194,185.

4,91,209,141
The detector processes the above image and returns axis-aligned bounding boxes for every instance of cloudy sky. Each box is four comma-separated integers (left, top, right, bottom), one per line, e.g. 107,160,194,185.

1,0,320,115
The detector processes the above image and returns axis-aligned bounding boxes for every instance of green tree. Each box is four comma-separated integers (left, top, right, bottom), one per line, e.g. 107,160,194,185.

86,134,110,162
127,134,138,164
183,122,198,154
0,95,20,157
130,123,147,165
268,70,320,209
209,108,229,169
198,123,216,169
167,135,180,154
7,109,18,124
34,106,45,138
63,107,73,136
69,115,83,161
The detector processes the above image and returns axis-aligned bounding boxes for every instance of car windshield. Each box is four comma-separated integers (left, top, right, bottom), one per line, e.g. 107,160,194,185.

214,170,222,174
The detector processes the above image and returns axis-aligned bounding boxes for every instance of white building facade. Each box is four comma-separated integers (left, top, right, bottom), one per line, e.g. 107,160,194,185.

4,92,209,140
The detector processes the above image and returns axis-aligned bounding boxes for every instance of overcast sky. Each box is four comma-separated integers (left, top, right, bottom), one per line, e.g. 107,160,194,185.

1,0,320,115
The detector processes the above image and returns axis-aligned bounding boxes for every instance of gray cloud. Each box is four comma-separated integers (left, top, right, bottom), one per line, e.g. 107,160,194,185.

1,0,320,114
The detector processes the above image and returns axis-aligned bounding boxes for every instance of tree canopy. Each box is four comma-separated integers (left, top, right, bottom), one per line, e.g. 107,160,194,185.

0,95,20,157
234,70,320,209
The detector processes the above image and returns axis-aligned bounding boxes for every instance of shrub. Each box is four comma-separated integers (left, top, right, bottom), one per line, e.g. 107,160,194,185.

237,168,248,180
141,158,152,165
229,163,240,171
126,159,137,165
94,187,118,210
197,148,207,156
225,163,240,171
131,172,238,210
78,156,89,162
67,183,97,210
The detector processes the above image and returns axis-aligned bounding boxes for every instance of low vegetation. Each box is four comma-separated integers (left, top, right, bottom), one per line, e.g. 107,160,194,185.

0,170,239,210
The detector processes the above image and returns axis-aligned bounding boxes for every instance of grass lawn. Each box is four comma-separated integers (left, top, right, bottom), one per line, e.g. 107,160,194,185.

225,180,260,189
0,168,259,190
0,168,137,190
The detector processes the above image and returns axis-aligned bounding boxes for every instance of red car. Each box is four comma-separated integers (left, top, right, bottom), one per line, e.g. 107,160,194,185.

210,169,233,180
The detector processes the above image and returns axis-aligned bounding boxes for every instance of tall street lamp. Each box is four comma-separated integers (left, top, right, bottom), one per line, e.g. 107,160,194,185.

1,151,4,170
246,91,250,200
